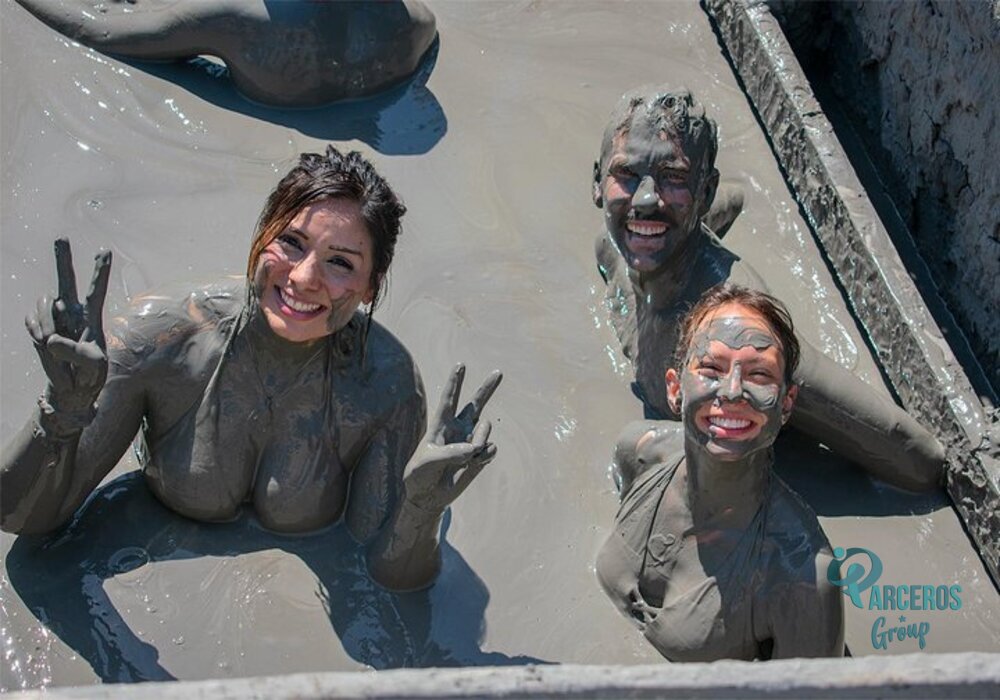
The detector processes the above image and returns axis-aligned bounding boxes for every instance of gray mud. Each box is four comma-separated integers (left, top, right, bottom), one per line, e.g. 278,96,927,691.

1,0,997,690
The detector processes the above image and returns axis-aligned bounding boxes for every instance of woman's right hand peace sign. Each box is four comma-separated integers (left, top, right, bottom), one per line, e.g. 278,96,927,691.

402,364,502,514
25,238,112,435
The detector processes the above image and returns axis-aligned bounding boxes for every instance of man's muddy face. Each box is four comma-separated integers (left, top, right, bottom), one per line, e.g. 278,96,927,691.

598,118,715,272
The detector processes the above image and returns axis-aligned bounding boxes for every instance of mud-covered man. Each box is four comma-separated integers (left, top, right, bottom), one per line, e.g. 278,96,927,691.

592,85,943,491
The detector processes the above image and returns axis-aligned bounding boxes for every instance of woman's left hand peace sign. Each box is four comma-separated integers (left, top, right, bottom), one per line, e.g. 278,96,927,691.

402,364,502,513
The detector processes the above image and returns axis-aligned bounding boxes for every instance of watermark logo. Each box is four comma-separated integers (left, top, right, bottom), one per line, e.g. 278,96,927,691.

826,546,883,608
827,546,962,651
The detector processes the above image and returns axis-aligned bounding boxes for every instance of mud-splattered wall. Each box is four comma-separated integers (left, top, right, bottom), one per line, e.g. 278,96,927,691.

769,0,999,393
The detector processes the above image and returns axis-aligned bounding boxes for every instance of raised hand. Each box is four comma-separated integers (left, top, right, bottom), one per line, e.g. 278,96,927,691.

402,364,502,513
25,239,112,435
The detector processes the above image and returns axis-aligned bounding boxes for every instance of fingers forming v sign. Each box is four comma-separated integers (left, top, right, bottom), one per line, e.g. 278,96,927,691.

25,238,112,397
404,364,503,512
431,363,502,447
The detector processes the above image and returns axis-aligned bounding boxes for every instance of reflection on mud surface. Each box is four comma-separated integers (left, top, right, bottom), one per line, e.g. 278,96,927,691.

6,474,543,684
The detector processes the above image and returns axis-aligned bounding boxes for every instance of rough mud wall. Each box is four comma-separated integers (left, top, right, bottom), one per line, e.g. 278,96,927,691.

703,0,1000,588
771,0,999,393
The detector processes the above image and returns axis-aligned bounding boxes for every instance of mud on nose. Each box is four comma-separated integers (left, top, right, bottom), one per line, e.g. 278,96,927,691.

631,175,659,214
718,364,744,401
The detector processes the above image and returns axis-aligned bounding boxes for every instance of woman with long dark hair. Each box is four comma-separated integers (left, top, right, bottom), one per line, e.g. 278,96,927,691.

2,145,500,591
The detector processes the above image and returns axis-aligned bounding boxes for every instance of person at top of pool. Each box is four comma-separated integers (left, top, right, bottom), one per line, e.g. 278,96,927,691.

592,84,943,492
597,284,844,661
13,0,438,107
1,145,501,592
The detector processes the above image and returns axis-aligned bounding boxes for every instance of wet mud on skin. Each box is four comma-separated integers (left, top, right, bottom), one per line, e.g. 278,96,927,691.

12,0,440,108
1,0,997,688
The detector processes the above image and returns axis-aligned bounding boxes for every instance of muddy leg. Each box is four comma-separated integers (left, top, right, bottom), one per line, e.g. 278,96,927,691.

704,182,745,238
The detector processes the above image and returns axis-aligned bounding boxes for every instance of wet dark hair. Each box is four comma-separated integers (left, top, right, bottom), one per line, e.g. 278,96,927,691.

247,145,406,334
675,285,800,384
597,85,718,179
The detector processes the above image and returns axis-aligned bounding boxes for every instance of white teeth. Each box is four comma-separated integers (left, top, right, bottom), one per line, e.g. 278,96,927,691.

709,417,752,430
279,288,322,313
627,220,667,236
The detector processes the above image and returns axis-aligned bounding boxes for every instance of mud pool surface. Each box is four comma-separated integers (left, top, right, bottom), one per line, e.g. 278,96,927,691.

1,0,997,689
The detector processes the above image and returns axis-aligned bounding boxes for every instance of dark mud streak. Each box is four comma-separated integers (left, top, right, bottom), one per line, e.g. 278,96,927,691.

702,0,1000,587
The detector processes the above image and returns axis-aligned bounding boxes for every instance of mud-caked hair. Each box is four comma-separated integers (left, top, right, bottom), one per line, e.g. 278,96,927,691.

675,284,800,384
247,145,406,324
597,85,719,179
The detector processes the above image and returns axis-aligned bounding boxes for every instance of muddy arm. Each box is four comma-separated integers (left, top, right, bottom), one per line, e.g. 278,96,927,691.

345,385,427,546
365,491,449,593
1,242,145,534
790,340,945,492
702,182,744,239
367,365,501,591
1,364,144,535
614,420,683,498
729,261,944,490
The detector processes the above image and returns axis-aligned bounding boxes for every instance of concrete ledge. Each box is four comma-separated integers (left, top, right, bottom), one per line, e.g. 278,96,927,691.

702,0,1000,587
7,653,1000,699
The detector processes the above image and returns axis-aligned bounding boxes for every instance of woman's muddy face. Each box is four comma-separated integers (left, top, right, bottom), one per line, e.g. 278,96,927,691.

599,117,713,273
668,304,795,461
254,198,375,344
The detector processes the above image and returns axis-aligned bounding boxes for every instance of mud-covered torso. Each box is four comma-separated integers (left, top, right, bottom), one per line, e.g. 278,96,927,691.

114,282,418,532
596,457,830,662
596,228,759,417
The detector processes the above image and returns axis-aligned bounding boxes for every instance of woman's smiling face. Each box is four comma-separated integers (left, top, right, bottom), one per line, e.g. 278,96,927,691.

254,198,375,344
667,302,797,461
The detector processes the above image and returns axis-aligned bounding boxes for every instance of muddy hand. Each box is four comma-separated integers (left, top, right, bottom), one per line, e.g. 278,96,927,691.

25,239,112,426
628,586,659,629
403,364,502,513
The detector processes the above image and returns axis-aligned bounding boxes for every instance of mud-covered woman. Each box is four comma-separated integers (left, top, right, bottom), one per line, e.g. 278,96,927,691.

1,146,501,592
597,285,844,661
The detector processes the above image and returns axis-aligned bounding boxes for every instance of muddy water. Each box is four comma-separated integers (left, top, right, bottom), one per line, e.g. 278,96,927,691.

1,0,996,689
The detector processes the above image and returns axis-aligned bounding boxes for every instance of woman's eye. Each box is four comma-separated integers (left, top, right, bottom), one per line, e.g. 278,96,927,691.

328,256,355,271
277,233,303,250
